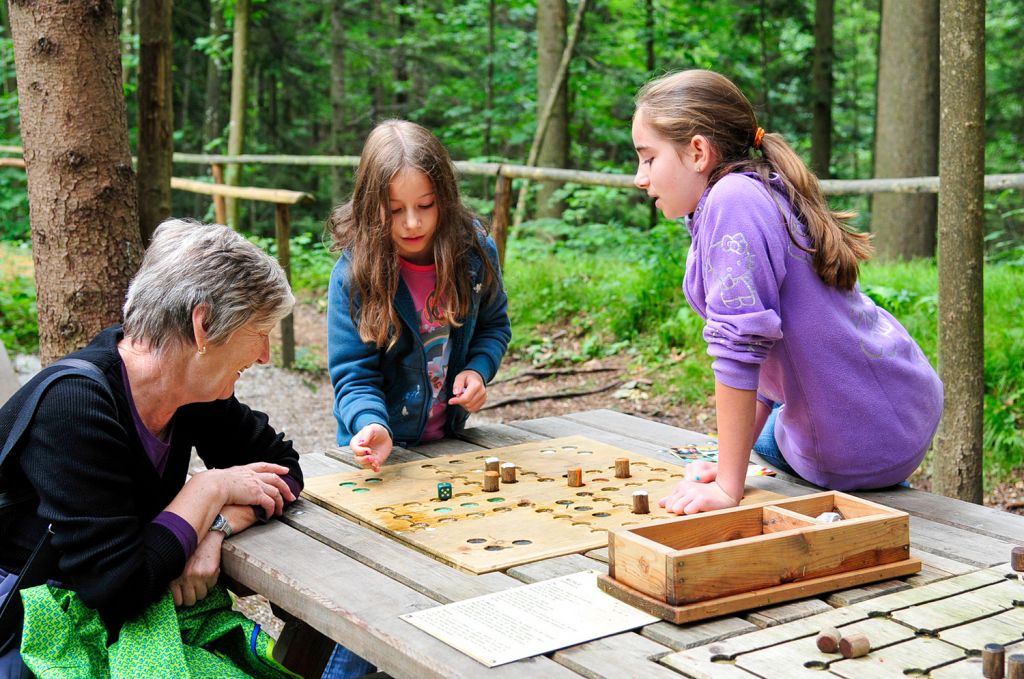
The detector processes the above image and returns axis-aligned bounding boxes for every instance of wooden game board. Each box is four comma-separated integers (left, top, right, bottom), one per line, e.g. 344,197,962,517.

301,435,780,573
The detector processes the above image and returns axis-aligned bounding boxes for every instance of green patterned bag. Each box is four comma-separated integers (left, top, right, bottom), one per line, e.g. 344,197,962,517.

19,583,298,678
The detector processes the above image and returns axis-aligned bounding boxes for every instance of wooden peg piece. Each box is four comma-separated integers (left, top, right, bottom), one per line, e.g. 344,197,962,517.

483,471,500,492
485,457,500,473
500,462,517,484
614,457,631,479
632,490,650,515
1011,546,1024,572
838,632,870,659
1006,653,1024,679
815,627,842,653
983,643,1006,679
567,467,583,487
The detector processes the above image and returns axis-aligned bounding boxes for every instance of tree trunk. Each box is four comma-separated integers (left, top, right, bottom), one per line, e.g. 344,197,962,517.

9,0,144,364
136,0,173,246
484,0,495,159
393,2,411,117
535,0,569,220
871,0,939,260
811,0,834,178
329,0,346,206
933,0,985,504
370,0,385,121
225,0,250,229
202,0,226,152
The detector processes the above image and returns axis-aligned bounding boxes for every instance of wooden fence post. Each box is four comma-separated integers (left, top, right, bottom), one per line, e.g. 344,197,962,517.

275,203,295,369
211,163,227,225
492,170,512,268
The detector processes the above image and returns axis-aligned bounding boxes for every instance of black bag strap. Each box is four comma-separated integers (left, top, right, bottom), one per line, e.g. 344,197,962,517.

0,357,112,647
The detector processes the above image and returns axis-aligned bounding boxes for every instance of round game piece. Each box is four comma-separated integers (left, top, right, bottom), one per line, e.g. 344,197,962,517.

1006,654,1024,679
983,643,1006,679
1011,546,1024,572
500,462,517,484
838,632,870,659
485,457,500,473
632,490,649,515
815,627,842,653
614,457,631,479
483,470,500,492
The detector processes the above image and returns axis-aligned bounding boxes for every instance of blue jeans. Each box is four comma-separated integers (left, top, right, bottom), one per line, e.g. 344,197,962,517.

321,644,375,679
752,403,910,488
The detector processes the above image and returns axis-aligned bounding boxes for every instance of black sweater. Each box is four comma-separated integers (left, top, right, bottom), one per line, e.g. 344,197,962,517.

0,327,303,630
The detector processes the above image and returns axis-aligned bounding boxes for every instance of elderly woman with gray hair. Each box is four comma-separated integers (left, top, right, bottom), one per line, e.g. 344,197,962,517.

0,219,303,651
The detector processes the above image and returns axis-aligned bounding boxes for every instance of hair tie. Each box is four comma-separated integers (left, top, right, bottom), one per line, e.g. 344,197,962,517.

753,127,765,150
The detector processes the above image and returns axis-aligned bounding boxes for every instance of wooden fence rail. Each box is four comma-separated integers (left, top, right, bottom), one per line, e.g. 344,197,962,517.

1,148,310,368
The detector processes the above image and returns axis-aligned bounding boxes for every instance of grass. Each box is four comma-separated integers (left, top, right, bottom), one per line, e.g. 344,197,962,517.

2,228,1022,486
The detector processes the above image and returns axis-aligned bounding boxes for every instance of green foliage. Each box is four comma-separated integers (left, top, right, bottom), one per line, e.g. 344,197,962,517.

249,231,337,296
0,243,38,354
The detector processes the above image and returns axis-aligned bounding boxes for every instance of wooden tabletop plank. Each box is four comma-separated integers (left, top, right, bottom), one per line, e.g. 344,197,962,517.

639,616,759,653
553,633,683,679
282,500,515,603
561,408,716,446
459,422,547,448
326,444,427,467
937,605,1024,652
907,515,1019,567
506,554,607,583
221,521,577,678
828,636,965,679
299,451,355,477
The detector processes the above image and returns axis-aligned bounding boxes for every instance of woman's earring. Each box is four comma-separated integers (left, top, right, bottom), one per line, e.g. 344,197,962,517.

198,345,207,356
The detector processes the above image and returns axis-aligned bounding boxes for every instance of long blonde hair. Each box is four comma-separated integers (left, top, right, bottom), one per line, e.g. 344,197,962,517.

327,120,497,348
636,70,872,290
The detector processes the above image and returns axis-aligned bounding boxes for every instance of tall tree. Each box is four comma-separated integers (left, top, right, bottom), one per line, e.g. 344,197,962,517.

811,0,833,178
225,0,250,229
535,0,569,220
202,0,226,151
137,0,173,245
871,0,939,260
329,0,346,206
9,0,143,363
934,0,985,503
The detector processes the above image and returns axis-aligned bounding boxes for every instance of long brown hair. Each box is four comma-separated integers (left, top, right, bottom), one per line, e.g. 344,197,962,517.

327,119,497,348
635,70,871,290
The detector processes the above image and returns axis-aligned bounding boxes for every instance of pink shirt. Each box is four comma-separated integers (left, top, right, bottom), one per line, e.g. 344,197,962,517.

399,258,451,441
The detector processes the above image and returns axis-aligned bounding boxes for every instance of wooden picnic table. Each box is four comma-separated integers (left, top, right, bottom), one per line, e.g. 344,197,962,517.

221,409,1024,678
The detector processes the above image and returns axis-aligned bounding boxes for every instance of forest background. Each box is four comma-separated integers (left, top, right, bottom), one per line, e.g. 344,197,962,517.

0,0,1022,497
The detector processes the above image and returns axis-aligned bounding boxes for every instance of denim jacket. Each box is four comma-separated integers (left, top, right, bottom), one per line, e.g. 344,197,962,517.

327,235,511,446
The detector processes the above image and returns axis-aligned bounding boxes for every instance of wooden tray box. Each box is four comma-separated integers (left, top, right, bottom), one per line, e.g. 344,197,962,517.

598,491,921,623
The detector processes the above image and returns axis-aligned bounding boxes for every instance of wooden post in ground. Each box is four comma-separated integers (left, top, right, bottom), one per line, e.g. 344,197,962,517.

491,171,512,268
275,203,295,369
211,163,227,225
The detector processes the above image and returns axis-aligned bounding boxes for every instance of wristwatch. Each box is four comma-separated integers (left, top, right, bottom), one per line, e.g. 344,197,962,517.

209,513,233,538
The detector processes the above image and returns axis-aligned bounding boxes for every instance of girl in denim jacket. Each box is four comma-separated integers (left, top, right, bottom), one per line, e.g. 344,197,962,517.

326,119,511,474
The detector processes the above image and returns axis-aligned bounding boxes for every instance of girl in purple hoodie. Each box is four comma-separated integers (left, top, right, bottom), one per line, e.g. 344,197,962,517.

632,70,943,514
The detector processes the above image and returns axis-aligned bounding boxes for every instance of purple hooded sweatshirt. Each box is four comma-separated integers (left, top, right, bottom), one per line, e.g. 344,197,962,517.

684,172,943,490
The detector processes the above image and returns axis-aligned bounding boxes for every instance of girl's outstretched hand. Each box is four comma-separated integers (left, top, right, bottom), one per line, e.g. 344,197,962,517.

684,460,718,483
448,370,486,413
659,479,739,515
351,423,393,472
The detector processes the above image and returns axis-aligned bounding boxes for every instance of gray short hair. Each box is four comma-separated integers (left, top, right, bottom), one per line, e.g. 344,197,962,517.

123,219,295,352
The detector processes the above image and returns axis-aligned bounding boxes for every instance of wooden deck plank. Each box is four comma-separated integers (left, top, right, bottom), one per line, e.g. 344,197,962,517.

938,605,1024,652
411,437,484,455
929,639,1024,678
221,521,576,678
828,636,966,679
562,409,717,447
824,579,912,607
735,617,915,678
908,515,1020,567
851,567,1008,615
889,579,1021,633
